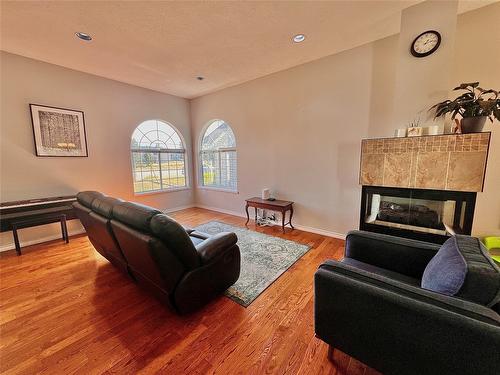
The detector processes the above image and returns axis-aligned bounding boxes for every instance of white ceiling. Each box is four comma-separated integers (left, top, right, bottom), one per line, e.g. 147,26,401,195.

1,1,496,99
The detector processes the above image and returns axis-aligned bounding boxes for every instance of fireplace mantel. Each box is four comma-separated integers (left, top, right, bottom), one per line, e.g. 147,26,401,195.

359,132,491,192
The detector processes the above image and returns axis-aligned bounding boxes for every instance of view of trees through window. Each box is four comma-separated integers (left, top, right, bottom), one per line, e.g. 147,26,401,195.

131,120,187,193
200,120,237,191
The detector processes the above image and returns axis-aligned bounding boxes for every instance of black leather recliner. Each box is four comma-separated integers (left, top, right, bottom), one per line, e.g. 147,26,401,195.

73,191,240,314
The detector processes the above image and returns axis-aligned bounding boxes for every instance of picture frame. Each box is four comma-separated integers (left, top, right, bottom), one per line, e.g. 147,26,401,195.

407,126,423,137
29,104,88,157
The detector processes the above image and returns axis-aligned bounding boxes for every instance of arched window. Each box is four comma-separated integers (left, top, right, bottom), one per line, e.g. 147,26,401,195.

131,120,187,193
200,120,237,191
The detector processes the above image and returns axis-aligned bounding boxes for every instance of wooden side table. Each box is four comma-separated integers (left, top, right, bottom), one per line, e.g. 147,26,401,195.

245,197,294,233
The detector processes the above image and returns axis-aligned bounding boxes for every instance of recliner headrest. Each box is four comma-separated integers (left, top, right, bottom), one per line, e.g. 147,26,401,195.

112,201,161,232
77,191,105,208
91,196,124,218
150,214,200,269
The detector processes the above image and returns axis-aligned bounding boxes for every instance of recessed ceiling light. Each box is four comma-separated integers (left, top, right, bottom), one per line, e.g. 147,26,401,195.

75,32,92,41
292,34,306,43
196,76,204,81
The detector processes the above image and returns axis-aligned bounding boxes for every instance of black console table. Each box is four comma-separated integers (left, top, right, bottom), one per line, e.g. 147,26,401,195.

0,196,76,255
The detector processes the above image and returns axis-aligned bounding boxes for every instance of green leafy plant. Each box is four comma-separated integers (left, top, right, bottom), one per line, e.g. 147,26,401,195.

431,82,500,122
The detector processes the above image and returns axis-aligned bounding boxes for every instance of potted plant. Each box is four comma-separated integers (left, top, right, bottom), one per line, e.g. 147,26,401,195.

431,82,500,133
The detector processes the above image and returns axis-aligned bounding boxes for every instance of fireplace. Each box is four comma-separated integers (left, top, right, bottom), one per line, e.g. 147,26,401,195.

360,186,476,244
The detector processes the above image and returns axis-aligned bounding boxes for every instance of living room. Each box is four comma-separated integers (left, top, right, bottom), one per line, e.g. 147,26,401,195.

1,1,499,374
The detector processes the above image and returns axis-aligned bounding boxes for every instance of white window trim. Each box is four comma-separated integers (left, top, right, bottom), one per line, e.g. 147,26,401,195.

134,186,191,196
196,185,239,194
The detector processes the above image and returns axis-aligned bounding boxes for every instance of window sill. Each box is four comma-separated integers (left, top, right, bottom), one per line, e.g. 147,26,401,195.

134,187,191,196
197,186,239,194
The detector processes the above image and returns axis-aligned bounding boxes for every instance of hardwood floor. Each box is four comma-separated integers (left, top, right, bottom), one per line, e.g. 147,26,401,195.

0,208,381,375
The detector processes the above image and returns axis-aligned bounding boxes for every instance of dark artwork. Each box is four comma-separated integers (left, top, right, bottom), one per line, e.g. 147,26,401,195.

30,104,88,157
38,111,82,151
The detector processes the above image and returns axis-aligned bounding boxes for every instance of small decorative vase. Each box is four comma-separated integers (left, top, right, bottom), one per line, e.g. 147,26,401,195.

394,128,407,137
426,125,441,135
460,116,487,134
407,127,423,137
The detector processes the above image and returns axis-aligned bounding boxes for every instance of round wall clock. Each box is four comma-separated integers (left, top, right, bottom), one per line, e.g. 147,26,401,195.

410,30,441,58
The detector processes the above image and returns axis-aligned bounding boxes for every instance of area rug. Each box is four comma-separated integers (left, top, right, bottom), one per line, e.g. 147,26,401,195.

194,221,311,307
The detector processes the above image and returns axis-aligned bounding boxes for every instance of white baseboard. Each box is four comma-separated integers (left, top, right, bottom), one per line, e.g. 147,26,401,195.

163,204,195,213
194,204,247,218
0,228,86,253
292,224,346,240
193,204,346,240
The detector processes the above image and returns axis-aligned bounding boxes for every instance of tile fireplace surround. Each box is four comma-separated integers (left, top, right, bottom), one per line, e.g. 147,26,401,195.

359,132,491,192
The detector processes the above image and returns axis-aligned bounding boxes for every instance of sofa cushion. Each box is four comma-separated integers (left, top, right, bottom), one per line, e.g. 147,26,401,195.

76,191,105,208
422,235,500,306
341,258,421,286
150,214,200,269
112,201,161,233
91,196,123,218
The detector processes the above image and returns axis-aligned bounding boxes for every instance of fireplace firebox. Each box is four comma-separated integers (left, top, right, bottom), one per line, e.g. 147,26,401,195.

360,186,476,244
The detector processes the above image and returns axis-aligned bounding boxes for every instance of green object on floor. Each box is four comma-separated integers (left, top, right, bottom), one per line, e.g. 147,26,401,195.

483,236,500,263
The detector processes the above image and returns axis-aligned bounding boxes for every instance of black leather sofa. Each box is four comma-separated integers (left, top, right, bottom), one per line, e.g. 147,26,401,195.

315,230,500,375
73,191,240,314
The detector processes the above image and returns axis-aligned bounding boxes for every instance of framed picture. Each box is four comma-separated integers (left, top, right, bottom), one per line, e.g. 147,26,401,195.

29,104,88,157
407,126,423,137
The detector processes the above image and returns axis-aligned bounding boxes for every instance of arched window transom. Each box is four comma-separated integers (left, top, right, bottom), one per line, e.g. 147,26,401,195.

200,120,237,191
131,120,187,193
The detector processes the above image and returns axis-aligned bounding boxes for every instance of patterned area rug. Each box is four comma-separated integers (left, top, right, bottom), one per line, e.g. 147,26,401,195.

194,221,311,307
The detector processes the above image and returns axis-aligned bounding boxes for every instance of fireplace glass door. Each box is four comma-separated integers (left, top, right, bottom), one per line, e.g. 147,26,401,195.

360,186,476,243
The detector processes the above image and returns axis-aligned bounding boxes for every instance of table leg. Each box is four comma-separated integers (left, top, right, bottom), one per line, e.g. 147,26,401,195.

60,219,65,241
245,204,250,226
61,216,69,243
12,225,21,256
282,210,286,233
289,207,295,229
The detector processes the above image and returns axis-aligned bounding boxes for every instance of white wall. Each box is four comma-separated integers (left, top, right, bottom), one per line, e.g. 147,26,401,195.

452,5,500,237
190,3,500,238
0,52,194,249
191,40,386,237
392,0,457,126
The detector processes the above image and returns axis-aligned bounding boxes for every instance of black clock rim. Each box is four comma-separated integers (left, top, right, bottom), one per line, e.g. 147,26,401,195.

410,30,441,58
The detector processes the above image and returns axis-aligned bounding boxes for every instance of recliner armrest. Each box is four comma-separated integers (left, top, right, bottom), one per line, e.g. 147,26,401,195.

195,232,238,264
345,230,440,278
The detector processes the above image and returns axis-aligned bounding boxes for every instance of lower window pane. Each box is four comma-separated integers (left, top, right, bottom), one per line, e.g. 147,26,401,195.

201,150,236,190
132,151,186,193
161,153,186,188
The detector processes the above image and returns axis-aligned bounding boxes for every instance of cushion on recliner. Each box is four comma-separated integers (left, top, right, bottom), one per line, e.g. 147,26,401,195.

150,214,200,269
422,235,500,306
77,191,105,208
112,202,161,232
91,196,123,218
